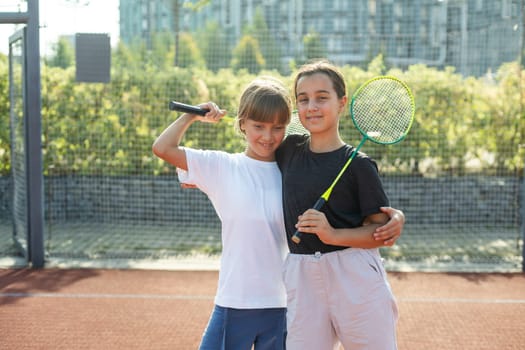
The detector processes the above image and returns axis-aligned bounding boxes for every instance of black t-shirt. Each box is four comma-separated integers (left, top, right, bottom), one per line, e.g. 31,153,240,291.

276,134,389,254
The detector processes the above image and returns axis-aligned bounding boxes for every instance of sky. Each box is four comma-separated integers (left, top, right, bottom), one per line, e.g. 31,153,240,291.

0,0,119,56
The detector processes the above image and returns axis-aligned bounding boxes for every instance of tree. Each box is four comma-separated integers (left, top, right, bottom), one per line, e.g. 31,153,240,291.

231,35,265,74
0,54,9,175
303,30,326,61
177,32,205,68
170,0,211,66
489,62,525,173
367,54,386,76
244,7,282,72
198,21,231,72
112,41,136,70
150,31,175,69
170,0,181,66
47,37,74,69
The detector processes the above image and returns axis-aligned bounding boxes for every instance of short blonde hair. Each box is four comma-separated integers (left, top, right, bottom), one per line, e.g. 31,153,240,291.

235,76,292,134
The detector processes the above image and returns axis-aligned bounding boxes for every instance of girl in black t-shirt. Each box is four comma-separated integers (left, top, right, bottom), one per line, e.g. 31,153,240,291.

276,60,400,349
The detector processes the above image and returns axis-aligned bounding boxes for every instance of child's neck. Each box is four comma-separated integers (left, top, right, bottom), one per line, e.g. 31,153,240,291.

309,133,345,153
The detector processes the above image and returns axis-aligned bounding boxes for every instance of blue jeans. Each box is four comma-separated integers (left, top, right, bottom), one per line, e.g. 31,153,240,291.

199,305,287,350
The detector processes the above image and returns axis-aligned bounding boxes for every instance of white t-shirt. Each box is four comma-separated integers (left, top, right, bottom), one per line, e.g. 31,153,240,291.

177,148,288,309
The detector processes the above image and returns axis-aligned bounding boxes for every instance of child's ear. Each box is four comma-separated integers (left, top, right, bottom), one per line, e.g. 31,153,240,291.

239,119,246,133
339,96,348,114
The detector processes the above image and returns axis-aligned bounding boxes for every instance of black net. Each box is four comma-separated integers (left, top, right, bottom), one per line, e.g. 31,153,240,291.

0,0,523,272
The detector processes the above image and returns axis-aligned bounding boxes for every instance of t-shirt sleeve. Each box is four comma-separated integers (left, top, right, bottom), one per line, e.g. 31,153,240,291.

352,155,389,217
176,148,227,197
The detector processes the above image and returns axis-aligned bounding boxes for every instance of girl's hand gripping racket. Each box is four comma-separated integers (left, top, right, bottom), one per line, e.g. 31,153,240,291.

292,76,415,244
169,101,210,116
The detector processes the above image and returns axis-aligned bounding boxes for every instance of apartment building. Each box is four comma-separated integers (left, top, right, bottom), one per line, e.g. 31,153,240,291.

119,0,522,76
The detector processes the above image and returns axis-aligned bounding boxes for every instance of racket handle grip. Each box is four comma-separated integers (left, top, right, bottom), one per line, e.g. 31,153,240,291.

291,198,326,244
168,101,209,116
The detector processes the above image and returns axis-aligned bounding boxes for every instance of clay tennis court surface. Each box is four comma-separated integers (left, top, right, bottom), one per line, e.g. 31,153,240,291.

1,268,524,350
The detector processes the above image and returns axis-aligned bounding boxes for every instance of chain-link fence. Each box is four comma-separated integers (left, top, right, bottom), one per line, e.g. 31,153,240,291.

0,0,523,271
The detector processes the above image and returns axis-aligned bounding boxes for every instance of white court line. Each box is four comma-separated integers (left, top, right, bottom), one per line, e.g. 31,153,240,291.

0,292,214,300
1,292,524,304
398,297,525,304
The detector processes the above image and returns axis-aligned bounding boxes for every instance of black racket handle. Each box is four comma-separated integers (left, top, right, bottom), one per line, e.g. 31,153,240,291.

291,197,326,244
168,101,209,116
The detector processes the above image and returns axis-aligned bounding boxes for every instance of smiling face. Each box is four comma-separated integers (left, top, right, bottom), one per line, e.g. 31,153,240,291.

241,118,286,161
295,72,347,137
236,77,292,161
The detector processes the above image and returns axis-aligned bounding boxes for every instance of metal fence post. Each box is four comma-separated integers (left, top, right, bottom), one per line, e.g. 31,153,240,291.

25,0,44,268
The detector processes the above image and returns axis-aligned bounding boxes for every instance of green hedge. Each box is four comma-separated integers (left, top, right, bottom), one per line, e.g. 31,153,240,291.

0,53,523,177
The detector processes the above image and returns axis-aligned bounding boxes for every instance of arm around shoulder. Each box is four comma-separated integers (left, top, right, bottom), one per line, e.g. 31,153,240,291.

332,212,390,248
373,207,405,246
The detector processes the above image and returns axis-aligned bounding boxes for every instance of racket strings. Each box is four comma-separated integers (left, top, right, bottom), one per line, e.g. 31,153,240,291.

286,112,309,136
352,78,414,144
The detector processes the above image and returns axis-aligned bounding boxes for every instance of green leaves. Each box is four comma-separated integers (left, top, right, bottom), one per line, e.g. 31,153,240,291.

0,50,522,177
